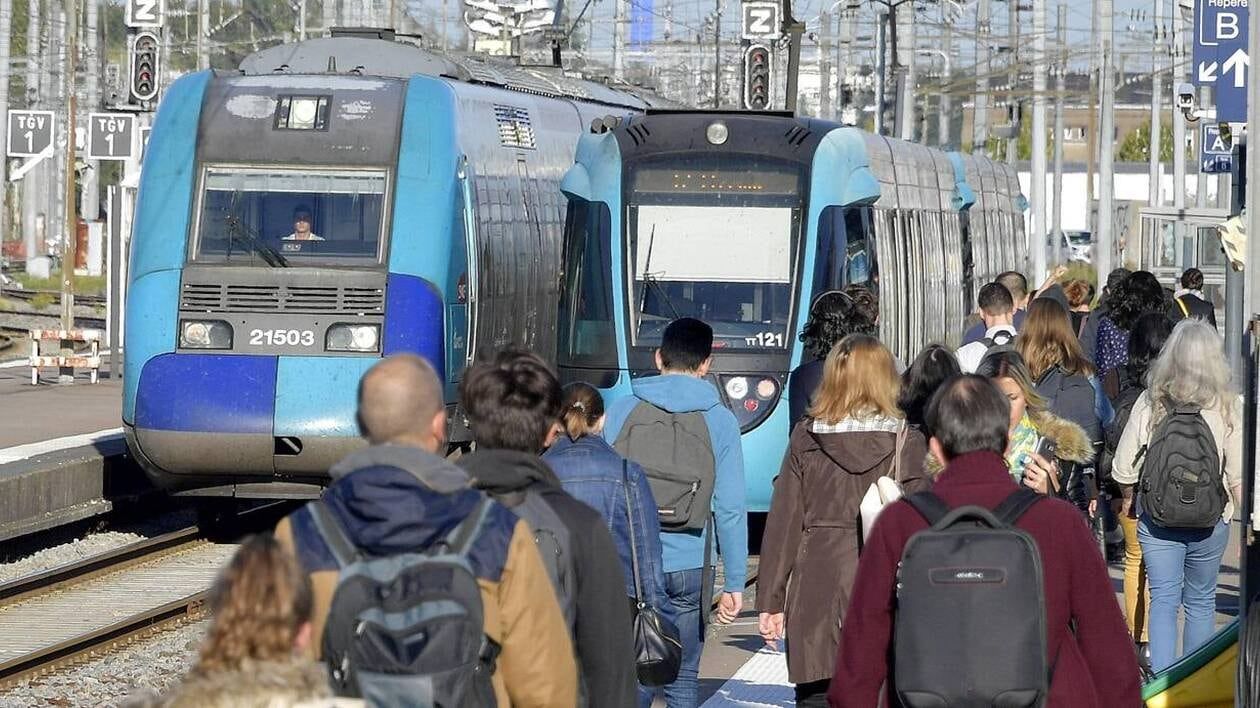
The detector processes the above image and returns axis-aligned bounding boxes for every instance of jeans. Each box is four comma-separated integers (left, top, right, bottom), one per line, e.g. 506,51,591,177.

1118,512,1149,643
639,568,704,708
1137,515,1229,672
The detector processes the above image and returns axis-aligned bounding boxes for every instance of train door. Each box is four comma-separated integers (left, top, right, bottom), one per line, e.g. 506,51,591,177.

452,157,479,383
872,209,901,359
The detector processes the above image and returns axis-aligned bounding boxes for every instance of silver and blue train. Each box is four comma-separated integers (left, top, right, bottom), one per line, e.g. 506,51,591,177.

555,112,1027,511
123,33,660,495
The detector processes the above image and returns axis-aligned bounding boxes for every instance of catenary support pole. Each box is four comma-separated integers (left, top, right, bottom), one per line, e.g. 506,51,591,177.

59,0,76,334
875,8,886,134
1171,0,1187,268
972,0,989,153
1096,0,1115,278
22,0,40,263
613,0,625,80
1051,3,1065,251
1006,0,1018,164
82,0,99,223
1085,0,1099,232
1030,0,1047,283
898,2,915,140
0,0,12,245
1148,0,1162,211
819,8,831,118
938,21,950,147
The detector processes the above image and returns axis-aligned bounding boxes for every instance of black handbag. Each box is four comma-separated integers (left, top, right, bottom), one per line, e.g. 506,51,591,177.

622,461,683,687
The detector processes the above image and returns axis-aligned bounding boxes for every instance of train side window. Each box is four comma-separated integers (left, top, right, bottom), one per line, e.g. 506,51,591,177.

558,200,617,367
814,205,873,293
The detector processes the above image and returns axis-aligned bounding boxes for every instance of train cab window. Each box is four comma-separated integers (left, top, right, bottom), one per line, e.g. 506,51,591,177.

558,200,616,367
625,154,804,350
194,166,388,265
814,205,874,293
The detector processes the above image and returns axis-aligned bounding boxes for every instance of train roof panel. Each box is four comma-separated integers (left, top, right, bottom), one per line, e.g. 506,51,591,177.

239,37,658,110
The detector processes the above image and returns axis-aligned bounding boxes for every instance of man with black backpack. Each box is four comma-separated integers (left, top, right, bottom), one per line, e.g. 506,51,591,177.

604,317,747,708
457,348,637,707
274,354,576,707
956,282,1019,373
830,375,1139,707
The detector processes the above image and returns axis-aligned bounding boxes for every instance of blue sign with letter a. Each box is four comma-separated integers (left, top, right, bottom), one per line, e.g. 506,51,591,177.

1200,124,1233,174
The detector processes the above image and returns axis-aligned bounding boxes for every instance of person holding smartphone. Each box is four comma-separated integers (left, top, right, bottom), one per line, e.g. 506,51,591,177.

976,351,1096,506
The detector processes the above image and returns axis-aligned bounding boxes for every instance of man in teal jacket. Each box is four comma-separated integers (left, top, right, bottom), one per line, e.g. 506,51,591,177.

603,317,748,708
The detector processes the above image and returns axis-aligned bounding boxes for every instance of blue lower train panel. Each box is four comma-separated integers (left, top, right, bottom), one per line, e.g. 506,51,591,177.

382,273,446,376
135,353,277,434
274,356,376,438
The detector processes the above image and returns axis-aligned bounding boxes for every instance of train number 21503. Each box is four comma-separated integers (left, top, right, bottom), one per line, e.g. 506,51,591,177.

250,329,315,347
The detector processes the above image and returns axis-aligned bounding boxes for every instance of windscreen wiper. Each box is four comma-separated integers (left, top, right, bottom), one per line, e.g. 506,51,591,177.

639,226,680,320
223,214,289,268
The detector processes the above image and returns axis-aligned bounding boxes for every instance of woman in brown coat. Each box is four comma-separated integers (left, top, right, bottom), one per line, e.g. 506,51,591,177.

756,334,929,706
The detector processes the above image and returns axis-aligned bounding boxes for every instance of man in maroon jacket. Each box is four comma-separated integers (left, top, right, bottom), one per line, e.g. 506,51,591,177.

828,375,1142,707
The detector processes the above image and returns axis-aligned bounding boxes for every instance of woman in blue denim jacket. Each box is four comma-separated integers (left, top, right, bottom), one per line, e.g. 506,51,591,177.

544,383,674,629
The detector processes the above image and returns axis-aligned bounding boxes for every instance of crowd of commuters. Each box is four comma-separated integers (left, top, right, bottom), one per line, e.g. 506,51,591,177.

130,259,1236,708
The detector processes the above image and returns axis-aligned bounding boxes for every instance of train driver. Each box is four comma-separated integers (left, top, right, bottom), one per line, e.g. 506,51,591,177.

282,205,324,241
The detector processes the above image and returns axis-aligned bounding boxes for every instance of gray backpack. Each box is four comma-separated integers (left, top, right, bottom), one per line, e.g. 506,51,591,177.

309,498,498,708
613,401,716,530
1137,403,1227,529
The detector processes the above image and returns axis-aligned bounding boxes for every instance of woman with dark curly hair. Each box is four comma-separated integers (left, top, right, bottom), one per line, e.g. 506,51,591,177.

788,286,879,423
1094,270,1170,397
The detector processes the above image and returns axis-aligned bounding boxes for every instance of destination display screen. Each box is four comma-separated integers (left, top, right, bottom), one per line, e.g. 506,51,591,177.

630,156,802,196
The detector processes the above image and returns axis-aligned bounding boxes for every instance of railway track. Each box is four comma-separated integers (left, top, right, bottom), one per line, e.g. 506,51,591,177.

0,288,106,308
0,309,106,330
0,527,232,689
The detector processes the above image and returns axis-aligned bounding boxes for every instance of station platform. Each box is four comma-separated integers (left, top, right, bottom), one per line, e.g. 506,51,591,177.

0,360,141,542
0,360,122,449
695,524,1242,705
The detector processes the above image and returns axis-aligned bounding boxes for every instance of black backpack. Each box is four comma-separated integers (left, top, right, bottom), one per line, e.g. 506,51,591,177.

1098,378,1144,485
894,489,1051,708
613,401,716,530
1136,403,1226,529
488,487,578,632
309,499,499,708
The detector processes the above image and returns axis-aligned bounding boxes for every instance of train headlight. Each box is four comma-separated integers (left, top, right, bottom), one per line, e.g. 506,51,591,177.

706,121,729,145
179,320,233,349
724,376,749,400
718,374,783,433
326,323,380,352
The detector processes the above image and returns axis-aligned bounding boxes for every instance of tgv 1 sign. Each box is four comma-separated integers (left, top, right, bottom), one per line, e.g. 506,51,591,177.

1194,0,1250,122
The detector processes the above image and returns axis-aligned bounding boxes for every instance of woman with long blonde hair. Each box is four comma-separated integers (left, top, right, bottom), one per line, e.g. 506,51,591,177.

757,335,928,705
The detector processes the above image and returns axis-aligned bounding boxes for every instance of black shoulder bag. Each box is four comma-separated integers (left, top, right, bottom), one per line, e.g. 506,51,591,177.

623,461,683,686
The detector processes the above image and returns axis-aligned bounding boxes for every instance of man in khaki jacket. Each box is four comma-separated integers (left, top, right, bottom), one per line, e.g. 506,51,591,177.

275,354,577,706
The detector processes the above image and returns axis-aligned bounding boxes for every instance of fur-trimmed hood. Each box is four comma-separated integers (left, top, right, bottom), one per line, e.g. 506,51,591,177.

921,409,1095,476
123,658,362,708
1030,409,1095,464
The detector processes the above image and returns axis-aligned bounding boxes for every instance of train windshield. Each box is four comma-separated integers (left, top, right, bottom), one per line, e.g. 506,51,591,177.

194,166,388,266
625,155,803,350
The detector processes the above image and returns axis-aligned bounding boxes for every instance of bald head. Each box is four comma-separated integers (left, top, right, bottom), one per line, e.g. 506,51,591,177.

357,354,445,449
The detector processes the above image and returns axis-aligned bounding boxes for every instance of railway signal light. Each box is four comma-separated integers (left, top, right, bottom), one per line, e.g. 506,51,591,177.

743,44,772,110
129,31,160,104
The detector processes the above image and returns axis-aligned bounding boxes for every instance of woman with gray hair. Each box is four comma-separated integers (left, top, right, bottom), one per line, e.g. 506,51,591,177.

1113,319,1242,672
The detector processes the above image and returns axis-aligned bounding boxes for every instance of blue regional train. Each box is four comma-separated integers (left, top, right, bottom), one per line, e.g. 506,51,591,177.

555,112,1027,511
123,31,661,496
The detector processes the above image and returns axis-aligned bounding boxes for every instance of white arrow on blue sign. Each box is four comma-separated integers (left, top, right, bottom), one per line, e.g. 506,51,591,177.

1194,0,1251,123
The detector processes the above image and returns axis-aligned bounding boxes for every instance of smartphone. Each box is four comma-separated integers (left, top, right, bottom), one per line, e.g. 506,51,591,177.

1034,436,1057,461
